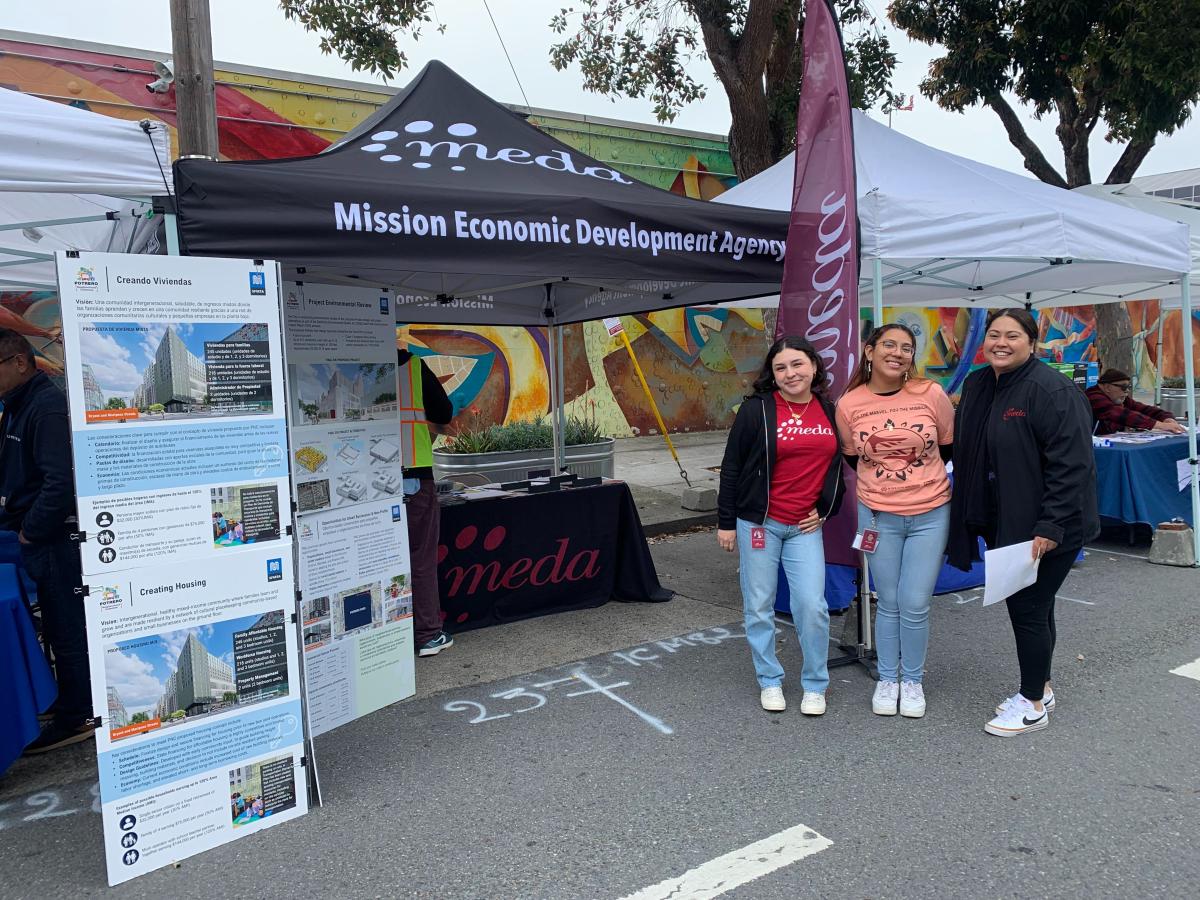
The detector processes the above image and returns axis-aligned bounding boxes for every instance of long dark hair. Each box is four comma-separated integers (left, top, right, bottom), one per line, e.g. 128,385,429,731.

750,335,830,397
845,323,922,393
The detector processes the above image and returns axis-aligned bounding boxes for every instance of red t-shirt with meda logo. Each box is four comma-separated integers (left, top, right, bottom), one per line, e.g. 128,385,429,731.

768,393,838,525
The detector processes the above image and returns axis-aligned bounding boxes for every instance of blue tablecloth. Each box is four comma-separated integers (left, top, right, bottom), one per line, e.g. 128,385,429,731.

1094,435,1193,527
0,563,57,774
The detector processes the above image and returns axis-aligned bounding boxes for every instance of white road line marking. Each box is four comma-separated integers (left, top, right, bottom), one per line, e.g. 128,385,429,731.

1058,595,1096,606
569,670,674,735
1084,545,1148,560
618,824,833,900
1169,658,1200,682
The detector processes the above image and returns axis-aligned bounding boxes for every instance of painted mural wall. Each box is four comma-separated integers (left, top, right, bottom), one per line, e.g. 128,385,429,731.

2,34,1196,438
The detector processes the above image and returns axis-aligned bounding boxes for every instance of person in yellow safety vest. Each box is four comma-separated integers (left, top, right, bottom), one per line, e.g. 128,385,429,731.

398,347,455,656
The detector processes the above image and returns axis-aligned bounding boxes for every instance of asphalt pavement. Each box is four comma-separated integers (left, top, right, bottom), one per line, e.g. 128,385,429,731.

2,432,1199,899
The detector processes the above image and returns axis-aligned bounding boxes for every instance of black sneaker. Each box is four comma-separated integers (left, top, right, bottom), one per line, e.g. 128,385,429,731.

417,631,454,657
23,718,96,755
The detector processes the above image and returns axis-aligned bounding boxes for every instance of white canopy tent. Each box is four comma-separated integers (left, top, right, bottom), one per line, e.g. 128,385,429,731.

716,112,1197,564
0,87,171,290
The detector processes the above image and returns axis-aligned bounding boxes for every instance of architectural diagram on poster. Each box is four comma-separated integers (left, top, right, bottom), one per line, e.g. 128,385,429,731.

57,254,291,577
283,284,404,513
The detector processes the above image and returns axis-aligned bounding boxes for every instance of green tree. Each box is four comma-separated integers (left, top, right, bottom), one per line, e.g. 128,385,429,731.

890,0,1200,371
105,397,126,409
130,711,149,724
280,1,897,180
222,691,238,703
550,1,898,178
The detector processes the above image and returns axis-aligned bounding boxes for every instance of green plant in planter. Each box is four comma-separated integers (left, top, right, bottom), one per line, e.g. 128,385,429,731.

1161,377,1200,389
440,403,608,454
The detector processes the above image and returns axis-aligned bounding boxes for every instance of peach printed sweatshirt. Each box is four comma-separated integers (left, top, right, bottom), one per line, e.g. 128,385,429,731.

835,381,955,515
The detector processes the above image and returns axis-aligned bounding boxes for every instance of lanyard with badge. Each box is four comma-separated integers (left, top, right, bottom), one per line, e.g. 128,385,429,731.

852,510,879,554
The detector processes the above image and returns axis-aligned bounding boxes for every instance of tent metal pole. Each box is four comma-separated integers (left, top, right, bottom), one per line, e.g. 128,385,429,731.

556,324,567,473
1156,302,1166,405
165,213,181,256
872,257,884,326
1179,276,1199,566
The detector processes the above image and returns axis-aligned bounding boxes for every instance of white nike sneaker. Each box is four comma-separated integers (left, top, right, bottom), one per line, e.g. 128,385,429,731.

984,694,1049,737
760,686,786,712
995,688,1056,716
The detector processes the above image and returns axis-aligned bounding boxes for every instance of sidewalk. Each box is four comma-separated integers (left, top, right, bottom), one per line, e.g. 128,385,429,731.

612,430,728,535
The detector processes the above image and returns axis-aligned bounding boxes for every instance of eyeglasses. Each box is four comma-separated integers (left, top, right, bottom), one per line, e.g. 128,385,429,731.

0,355,19,366
877,340,915,357
1110,382,1132,392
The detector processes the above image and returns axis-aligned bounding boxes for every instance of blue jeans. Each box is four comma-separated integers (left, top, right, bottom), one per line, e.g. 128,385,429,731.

857,501,950,683
736,518,829,693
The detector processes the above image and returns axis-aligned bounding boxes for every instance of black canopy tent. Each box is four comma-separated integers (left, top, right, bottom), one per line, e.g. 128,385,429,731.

172,60,789,326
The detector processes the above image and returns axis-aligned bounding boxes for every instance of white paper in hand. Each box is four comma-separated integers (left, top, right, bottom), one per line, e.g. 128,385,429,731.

1178,458,1193,492
982,541,1041,607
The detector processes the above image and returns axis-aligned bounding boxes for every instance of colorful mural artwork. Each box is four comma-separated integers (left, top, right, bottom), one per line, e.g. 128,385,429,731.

3,33,1197,436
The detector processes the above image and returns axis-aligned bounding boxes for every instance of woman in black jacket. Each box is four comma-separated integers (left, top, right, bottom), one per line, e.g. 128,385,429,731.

717,336,845,716
949,310,1099,737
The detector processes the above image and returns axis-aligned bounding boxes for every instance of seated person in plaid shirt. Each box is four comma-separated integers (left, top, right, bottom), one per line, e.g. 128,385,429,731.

1085,369,1186,435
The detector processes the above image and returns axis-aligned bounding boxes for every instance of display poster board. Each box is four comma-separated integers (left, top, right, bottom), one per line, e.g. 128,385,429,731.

282,283,414,736
57,252,307,885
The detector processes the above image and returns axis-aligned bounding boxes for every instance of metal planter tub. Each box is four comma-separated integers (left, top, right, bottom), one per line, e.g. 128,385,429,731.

1160,387,1192,421
433,438,615,483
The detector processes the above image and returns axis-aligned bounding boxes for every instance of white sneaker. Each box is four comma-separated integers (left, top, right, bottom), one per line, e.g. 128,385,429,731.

984,693,1049,737
994,688,1056,716
760,686,786,712
899,682,926,718
872,680,899,716
800,692,826,716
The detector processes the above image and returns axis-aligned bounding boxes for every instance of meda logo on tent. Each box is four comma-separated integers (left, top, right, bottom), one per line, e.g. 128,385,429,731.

74,266,99,291
359,120,633,183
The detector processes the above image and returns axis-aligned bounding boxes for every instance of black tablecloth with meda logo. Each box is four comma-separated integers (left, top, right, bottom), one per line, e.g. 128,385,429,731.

438,482,672,632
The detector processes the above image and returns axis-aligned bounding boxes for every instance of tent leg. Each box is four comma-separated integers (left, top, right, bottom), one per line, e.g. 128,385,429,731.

872,258,883,329
165,212,181,256
546,322,560,471
555,324,567,472
1156,302,1166,405
1180,277,1199,567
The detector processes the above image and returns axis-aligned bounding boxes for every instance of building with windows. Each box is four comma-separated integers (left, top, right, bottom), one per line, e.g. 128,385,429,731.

132,326,205,410
107,686,129,728
318,368,364,420
81,363,104,410
1131,167,1200,205
158,633,236,716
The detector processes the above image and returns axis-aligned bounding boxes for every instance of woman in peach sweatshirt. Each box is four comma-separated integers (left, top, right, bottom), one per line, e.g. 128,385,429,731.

835,324,954,719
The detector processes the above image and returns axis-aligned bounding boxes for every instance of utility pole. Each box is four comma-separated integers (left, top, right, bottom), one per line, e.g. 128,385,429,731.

170,0,220,159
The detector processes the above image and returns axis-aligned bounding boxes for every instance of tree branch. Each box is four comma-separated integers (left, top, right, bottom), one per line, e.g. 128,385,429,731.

984,93,1068,188
1106,137,1156,185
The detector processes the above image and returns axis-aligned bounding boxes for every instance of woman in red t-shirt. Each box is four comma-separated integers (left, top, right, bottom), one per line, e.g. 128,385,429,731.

717,336,846,715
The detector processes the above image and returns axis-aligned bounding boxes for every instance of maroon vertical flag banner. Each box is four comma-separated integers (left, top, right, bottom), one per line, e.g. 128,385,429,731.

779,0,860,399
782,0,862,568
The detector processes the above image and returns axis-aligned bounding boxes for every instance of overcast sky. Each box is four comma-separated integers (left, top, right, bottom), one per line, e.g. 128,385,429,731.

10,0,1199,180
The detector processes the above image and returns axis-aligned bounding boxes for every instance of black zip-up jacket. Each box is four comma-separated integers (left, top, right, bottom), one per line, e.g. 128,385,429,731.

947,356,1099,570
717,391,845,530
0,372,77,543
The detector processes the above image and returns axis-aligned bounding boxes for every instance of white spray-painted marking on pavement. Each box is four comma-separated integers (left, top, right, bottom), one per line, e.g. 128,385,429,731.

1058,595,1096,606
617,823,832,900
1169,657,1200,682
1084,545,1147,561
569,670,673,735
